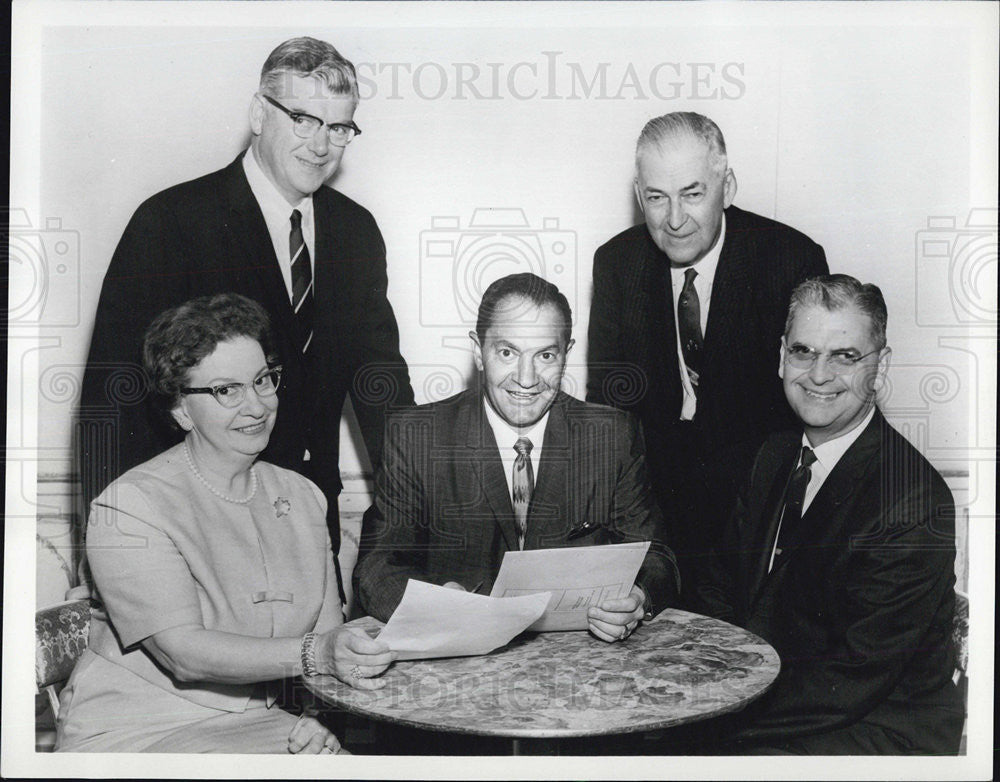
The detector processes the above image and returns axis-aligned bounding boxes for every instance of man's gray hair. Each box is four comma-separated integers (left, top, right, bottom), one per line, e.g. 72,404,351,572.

785,274,888,349
260,36,359,101
636,112,728,175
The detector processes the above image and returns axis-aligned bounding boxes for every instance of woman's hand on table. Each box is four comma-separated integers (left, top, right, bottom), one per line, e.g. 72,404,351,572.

287,712,344,754
587,584,646,642
317,626,396,690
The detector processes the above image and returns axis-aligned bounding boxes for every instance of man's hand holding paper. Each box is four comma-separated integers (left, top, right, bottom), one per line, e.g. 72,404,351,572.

489,542,651,635
371,544,649,662
587,584,646,643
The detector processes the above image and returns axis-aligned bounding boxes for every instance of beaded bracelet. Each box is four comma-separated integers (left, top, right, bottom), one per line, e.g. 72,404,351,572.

300,632,319,677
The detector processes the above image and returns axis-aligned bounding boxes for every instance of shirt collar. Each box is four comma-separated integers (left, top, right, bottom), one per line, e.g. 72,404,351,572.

243,147,313,223
803,405,876,473
670,212,726,284
482,397,549,452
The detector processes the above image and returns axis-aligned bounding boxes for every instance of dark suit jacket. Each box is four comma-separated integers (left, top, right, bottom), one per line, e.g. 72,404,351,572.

693,411,964,754
354,388,680,622
77,154,413,549
587,205,828,581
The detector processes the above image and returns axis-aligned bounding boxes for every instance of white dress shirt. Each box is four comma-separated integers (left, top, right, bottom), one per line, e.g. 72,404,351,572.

242,149,316,303
767,405,877,572
669,214,726,420
482,399,548,503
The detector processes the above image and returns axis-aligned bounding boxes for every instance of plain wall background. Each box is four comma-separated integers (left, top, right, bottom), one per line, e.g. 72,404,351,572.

13,6,996,487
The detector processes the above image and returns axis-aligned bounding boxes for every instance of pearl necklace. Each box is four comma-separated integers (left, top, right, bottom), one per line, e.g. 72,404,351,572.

182,441,258,505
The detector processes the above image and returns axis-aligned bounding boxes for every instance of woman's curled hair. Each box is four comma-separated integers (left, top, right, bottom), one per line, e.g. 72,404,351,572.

142,293,279,425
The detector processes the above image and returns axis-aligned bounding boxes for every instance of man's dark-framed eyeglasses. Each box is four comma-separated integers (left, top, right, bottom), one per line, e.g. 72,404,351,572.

261,94,361,146
782,341,882,374
181,367,283,408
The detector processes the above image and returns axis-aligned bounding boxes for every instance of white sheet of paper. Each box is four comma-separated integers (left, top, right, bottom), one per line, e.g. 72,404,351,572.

377,579,550,660
489,542,651,631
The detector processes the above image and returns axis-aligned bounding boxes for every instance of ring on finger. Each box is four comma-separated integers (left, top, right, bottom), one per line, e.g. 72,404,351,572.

350,665,363,679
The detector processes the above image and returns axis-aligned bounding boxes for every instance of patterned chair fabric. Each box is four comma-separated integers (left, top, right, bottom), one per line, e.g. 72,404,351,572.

952,590,969,675
35,599,92,690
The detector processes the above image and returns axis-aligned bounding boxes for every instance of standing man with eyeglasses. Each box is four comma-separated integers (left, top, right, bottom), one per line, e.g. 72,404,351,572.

688,275,963,754
78,38,413,601
586,112,828,599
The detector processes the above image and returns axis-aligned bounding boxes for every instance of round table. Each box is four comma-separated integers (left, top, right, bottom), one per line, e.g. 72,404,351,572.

306,609,779,747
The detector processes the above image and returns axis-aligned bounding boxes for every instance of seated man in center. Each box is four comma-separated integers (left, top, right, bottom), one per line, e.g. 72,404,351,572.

355,273,679,640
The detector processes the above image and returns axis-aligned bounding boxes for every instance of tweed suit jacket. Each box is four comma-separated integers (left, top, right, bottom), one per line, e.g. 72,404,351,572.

693,410,964,753
354,388,680,622
78,153,413,550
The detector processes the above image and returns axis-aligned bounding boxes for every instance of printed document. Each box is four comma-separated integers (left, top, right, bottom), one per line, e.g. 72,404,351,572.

489,542,651,630
377,579,550,660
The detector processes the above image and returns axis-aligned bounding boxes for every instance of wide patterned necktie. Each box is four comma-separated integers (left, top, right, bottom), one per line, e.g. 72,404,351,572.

774,446,818,561
512,437,534,549
289,209,314,354
677,267,704,389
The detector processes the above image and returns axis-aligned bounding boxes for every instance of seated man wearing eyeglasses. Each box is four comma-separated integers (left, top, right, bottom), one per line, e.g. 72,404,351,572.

354,273,680,641
692,275,964,755
78,37,413,600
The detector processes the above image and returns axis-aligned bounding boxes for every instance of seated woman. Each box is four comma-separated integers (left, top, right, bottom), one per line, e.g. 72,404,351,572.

57,293,395,753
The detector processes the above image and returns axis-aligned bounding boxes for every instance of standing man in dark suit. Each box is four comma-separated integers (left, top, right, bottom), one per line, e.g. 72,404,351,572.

587,112,828,596
78,38,413,593
355,273,679,638
692,275,963,754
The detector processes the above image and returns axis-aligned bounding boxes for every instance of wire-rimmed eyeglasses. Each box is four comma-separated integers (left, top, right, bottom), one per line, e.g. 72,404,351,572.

782,341,882,374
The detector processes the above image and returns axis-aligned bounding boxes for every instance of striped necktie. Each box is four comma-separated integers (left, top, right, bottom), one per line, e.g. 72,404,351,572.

512,437,534,549
289,209,314,354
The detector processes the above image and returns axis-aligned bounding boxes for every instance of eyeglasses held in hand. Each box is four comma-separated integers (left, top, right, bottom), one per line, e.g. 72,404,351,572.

261,94,361,146
782,342,881,373
181,367,282,408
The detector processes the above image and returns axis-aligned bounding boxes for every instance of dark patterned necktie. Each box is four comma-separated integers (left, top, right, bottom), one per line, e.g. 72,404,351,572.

774,446,818,560
512,437,534,549
289,209,314,354
677,267,704,388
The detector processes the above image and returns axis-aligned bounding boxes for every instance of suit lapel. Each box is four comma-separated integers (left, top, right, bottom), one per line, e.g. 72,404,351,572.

311,186,340,313
702,207,753,371
525,394,571,546
656,248,677,356
221,153,296,339
633,231,683,418
461,392,520,552
748,433,800,606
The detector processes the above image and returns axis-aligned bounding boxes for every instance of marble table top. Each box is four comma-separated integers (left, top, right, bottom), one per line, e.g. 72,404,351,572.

305,609,780,739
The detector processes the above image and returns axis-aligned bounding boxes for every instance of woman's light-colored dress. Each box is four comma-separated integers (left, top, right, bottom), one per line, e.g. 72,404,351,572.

56,443,342,752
